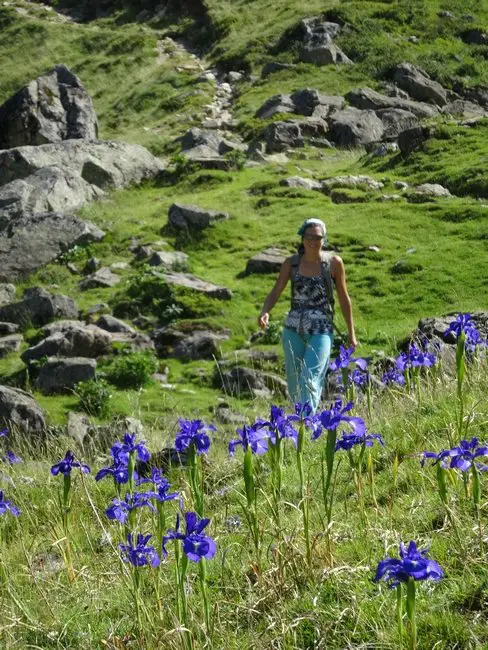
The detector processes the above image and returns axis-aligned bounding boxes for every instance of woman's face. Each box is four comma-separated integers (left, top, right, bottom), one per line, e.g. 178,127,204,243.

302,225,324,253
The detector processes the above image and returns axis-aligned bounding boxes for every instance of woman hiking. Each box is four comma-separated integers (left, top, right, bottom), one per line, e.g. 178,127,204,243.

258,218,358,413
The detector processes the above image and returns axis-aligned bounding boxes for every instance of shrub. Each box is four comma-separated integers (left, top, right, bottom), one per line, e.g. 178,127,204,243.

75,378,112,417
105,351,157,389
260,322,283,345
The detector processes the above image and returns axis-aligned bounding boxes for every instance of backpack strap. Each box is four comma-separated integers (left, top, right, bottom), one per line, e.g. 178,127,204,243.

320,252,335,308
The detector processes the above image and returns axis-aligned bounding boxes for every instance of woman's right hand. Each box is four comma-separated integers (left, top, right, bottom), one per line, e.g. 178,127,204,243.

258,312,269,329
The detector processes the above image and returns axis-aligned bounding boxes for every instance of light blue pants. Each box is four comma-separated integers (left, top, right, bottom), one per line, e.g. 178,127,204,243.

282,327,333,414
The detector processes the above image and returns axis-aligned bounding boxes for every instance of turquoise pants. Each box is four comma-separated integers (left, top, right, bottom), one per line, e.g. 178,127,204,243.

282,327,333,414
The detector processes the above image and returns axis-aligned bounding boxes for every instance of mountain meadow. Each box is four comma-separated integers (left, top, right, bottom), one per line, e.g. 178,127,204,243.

0,0,487,648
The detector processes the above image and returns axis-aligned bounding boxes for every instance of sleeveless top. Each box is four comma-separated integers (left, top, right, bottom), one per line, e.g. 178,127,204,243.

284,257,334,335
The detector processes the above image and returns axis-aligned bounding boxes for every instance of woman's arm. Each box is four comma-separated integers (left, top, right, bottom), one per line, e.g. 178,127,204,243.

330,255,358,347
257,258,292,329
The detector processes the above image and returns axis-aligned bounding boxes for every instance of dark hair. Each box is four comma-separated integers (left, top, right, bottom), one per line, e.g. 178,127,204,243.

297,239,328,255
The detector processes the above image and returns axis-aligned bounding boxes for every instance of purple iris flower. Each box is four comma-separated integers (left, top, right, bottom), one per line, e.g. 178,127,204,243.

139,479,179,503
105,492,155,524
163,511,217,562
175,419,215,455
382,368,406,386
0,428,8,437
136,467,165,487
422,437,488,472
396,344,436,371
329,346,368,372
51,451,91,476
336,431,385,452
95,459,130,484
374,541,443,588
228,424,269,456
257,405,299,447
119,533,160,568
113,433,151,463
444,313,475,339
294,402,312,418
0,490,20,517
1,450,22,464
351,368,369,387
314,400,366,440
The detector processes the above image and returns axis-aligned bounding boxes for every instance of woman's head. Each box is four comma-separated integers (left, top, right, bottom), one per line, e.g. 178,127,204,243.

297,218,327,254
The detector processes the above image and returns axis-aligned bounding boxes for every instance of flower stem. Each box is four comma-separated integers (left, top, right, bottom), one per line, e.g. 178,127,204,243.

406,577,417,650
297,422,311,568
396,584,403,646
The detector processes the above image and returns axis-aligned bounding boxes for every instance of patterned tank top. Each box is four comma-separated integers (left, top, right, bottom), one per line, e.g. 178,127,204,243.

284,271,334,335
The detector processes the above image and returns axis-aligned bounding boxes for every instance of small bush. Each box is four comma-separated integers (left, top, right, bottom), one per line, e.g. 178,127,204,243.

260,322,283,345
105,351,157,389
75,378,112,417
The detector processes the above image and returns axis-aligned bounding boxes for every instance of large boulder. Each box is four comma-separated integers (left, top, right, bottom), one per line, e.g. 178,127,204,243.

280,176,323,191
246,248,287,274
95,315,135,334
376,108,420,140
294,17,352,65
345,88,439,118
0,385,45,433
79,267,121,290
35,357,97,394
255,94,296,119
213,365,287,399
407,183,452,202
290,89,345,117
168,203,229,232
180,128,245,156
163,272,232,300
321,175,384,192
0,64,98,149
0,287,78,328
0,284,16,306
0,212,105,282
0,140,165,189
398,126,433,156
153,328,230,360
0,334,23,358
460,29,488,46
328,108,385,147
392,63,448,106
443,100,487,118
263,121,304,152
22,320,112,363
148,251,189,271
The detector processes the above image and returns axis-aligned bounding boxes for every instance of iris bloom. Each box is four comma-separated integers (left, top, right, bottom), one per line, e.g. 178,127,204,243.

1,450,22,464
336,431,385,452
257,405,298,447
0,490,20,516
119,533,160,567
382,368,405,386
163,511,217,562
314,400,366,440
140,479,179,504
374,541,443,588
329,346,368,372
175,419,215,455
396,344,436,371
228,423,269,455
105,492,155,524
112,433,151,463
444,313,477,339
422,437,488,472
51,451,90,476
0,428,8,438
136,467,165,487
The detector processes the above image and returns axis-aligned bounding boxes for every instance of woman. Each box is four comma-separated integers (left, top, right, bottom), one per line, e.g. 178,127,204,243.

258,218,358,413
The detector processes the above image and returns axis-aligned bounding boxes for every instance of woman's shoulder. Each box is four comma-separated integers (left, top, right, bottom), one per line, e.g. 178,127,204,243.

326,254,344,278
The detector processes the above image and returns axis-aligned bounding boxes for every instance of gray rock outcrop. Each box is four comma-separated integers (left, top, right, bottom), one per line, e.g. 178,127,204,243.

168,203,229,232
79,267,121,290
246,248,287,274
328,107,385,147
345,88,439,118
22,320,112,363
263,121,304,152
35,357,97,394
255,90,344,119
154,328,230,360
0,334,23,358
0,287,78,328
0,284,16,306
148,251,189,270
163,272,232,300
321,175,384,192
95,315,135,334
376,109,420,140
407,184,452,202
0,385,45,433
392,63,447,106
294,17,352,65
0,65,98,149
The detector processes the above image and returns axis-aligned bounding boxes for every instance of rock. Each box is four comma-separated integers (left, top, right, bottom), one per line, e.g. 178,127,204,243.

0,333,23,358
110,331,155,353
291,118,329,138
163,272,232,300
415,312,488,346
407,183,452,202
112,416,144,438
443,100,486,118
86,303,110,316
300,40,352,65
378,194,402,202
0,287,78,328
35,357,97,394
255,94,296,119
79,268,120,290
110,262,129,271
460,29,488,46
168,203,229,232
0,166,104,225
67,411,91,445
367,142,399,156
226,71,243,83
438,10,454,18
376,108,420,140
84,257,100,274
345,87,439,118
0,322,19,335
330,189,369,204
397,126,433,156
0,212,105,283
263,121,304,152
290,89,344,117
460,85,488,108
0,385,45,433
280,176,323,191
95,315,135,334
295,17,352,65
246,248,287,274
392,62,447,106
0,64,98,149
22,320,112,362
148,251,189,271
153,328,230,360
0,140,164,190
0,284,15,306
133,245,153,260
261,62,298,77
321,175,384,192
327,107,384,147
394,181,409,190
213,365,287,399
180,128,245,158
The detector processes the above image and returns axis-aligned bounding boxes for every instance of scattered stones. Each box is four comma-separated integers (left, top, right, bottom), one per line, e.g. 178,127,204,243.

321,175,384,192
148,251,189,271
246,248,287,274
0,212,105,282
35,357,97,394
0,287,78,328
79,268,121,290
394,181,409,190
327,107,385,147
407,183,452,203
0,333,23,358
392,62,447,106
22,321,112,362
280,176,323,191
163,272,232,300
0,385,45,433
168,203,229,232
443,99,486,118
0,64,98,149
